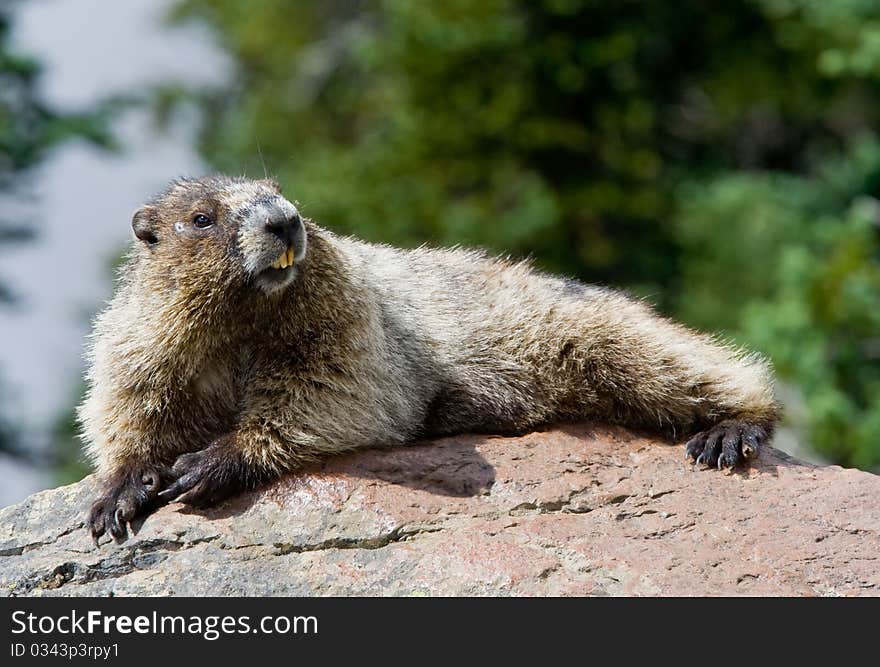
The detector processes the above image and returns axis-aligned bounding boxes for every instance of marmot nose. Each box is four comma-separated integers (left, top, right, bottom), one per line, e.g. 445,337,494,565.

264,212,302,245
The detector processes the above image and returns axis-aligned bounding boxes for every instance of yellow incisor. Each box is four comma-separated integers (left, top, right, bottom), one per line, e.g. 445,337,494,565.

271,248,296,270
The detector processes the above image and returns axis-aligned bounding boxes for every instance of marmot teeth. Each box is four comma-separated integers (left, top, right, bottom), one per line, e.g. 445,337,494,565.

271,248,295,270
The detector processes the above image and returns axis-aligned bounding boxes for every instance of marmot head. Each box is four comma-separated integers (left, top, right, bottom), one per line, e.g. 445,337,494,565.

131,175,308,295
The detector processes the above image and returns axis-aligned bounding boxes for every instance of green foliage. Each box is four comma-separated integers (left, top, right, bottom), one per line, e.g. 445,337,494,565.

0,11,111,182
0,5,111,457
0,5,112,304
167,0,880,468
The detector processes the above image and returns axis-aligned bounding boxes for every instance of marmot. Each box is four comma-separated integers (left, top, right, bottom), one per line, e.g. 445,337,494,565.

81,175,779,543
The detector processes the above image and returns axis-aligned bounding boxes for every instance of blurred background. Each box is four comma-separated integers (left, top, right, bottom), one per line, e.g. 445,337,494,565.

1,0,878,506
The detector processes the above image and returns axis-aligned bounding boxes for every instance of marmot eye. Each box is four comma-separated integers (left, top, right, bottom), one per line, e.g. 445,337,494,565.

192,213,213,228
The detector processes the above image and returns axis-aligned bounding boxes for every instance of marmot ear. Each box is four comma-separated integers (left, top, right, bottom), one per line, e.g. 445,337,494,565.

132,206,158,246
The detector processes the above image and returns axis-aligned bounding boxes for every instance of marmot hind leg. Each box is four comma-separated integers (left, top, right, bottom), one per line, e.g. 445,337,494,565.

552,290,779,469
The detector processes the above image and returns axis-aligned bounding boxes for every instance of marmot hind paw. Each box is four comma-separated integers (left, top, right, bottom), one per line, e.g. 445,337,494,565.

684,419,768,470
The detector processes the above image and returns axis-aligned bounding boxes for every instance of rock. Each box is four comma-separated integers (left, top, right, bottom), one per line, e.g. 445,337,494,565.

0,423,878,596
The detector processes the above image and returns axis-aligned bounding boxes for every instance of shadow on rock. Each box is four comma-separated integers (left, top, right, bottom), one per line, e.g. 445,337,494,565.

176,432,497,522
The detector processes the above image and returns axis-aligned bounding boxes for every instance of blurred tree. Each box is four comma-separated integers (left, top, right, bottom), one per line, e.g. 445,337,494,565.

163,0,880,467
0,5,111,458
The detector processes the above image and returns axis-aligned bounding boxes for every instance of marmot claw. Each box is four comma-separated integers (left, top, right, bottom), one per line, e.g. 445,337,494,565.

159,441,248,508
88,464,167,545
684,419,768,470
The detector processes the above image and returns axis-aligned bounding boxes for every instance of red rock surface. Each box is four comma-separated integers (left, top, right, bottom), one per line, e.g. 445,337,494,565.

1,423,878,596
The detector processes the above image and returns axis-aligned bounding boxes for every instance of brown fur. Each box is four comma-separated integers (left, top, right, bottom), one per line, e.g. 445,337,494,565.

81,176,779,542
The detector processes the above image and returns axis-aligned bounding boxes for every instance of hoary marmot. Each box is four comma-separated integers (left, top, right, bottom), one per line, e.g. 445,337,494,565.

80,176,778,543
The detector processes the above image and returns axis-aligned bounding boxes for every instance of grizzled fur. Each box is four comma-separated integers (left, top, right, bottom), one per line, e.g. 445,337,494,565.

81,175,779,543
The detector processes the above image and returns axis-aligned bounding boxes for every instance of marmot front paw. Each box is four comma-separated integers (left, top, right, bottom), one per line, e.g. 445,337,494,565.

684,419,769,470
159,439,249,508
88,464,168,545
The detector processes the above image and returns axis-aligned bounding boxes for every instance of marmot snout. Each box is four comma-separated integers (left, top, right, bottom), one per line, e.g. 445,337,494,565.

234,190,307,294
81,175,779,544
